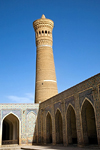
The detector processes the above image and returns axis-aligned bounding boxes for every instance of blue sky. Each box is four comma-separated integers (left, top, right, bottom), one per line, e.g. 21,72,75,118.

0,0,100,103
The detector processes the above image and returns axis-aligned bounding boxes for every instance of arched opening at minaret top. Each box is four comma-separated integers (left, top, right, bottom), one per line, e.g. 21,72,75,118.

2,113,19,145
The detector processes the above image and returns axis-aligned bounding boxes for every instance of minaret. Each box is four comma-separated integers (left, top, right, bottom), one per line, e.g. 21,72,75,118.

33,14,58,103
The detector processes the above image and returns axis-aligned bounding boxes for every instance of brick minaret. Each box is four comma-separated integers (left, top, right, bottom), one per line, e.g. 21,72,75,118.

33,14,58,103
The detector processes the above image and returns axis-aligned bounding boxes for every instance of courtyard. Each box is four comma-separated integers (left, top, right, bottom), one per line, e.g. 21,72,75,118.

0,145,99,150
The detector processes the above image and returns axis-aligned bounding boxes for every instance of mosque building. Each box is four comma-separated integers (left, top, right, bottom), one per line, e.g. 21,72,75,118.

0,15,100,147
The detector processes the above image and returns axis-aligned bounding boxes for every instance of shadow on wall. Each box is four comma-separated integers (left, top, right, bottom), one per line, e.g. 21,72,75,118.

32,74,100,146
32,99,98,146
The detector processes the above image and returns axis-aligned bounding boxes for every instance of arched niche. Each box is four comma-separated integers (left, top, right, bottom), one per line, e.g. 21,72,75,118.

81,99,97,145
66,104,77,144
2,113,19,145
27,111,36,135
46,112,52,143
55,109,63,144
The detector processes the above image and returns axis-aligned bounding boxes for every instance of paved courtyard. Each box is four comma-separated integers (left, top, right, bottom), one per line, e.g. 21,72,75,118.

0,145,99,150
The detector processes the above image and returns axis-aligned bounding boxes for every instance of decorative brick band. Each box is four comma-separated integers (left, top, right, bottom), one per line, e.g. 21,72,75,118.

37,45,52,48
36,80,56,83
44,80,56,82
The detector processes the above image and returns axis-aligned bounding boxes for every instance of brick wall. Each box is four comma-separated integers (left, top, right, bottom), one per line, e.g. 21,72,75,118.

35,73,100,146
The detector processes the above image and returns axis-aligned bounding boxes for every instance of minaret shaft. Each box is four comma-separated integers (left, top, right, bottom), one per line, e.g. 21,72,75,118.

33,15,58,103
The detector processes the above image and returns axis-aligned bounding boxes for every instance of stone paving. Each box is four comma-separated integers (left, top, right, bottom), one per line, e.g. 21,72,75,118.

0,145,99,150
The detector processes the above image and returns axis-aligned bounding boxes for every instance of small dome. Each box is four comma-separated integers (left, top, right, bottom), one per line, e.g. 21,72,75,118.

41,14,45,19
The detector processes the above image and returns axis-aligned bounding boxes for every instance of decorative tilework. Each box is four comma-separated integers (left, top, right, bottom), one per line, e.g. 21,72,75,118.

79,88,94,107
21,139,27,144
2,109,21,120
27,112,36,136
27,109,37,115
28,138,33,143
54,102,62,114
65,96,75,110
0,104,39,145
0,73,100,146
45,105,51,114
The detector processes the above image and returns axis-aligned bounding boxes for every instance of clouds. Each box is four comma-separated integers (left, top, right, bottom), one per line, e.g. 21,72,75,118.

7,93,34,103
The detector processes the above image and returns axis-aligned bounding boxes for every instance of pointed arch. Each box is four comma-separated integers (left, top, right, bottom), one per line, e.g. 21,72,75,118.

81,97,94,111
55,109,63,144
27,111,36,136
2,112,20,122
67,103,76,115
55,108,62,116
46,112,52,143
1,112,21,145
66,104,77,144
46,111,52,117
27,111,36,116
81,99,97,145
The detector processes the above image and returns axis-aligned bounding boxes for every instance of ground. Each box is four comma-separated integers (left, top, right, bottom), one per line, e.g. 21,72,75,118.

0,145,99,150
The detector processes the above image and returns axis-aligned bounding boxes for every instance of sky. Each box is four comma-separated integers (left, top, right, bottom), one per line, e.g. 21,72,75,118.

0,0,100,103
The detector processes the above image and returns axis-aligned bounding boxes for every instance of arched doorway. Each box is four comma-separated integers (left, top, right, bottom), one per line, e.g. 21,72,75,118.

67,105,77,144
2,113,19,145
46,112,52,143
81,99,97,145
55,109,63,144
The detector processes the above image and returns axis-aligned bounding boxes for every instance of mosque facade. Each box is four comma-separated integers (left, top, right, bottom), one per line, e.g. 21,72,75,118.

0,15,100,147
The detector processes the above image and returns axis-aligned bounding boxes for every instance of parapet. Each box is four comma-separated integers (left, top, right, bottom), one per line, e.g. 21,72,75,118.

33,14,54,31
